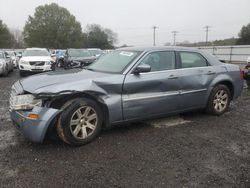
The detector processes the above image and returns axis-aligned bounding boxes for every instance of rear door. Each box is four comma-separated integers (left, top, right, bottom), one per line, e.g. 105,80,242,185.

177,51,218,109
122,50,181,120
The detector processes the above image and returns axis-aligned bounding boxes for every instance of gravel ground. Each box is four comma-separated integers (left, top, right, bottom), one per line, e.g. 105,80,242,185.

0,69,250,187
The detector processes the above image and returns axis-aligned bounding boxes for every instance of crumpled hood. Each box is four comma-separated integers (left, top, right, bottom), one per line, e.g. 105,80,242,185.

19,69,113,94
20,56,53,62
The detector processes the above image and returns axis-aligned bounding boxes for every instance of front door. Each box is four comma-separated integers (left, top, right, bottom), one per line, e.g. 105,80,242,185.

122,50,181,120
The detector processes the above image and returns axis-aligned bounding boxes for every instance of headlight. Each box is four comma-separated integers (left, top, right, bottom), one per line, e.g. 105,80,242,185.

10,94,42,110
19,60,29,65
45,61,51,65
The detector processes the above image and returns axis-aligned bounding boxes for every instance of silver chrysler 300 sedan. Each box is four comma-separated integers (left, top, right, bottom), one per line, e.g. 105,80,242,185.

9,47,244,146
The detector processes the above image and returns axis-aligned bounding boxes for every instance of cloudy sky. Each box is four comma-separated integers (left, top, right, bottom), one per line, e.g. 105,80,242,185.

0,0,249,46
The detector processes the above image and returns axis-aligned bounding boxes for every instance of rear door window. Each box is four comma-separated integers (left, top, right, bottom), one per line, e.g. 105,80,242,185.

180,52,208,68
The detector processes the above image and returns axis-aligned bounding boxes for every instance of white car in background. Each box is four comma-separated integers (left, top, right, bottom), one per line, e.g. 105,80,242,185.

19,48,55,76
0,51,13,76
6,51,18,68
247,56,250,63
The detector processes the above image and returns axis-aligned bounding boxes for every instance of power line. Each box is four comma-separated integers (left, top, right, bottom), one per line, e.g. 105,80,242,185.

172,31,178,46
204,26,211,46
152,26,158,46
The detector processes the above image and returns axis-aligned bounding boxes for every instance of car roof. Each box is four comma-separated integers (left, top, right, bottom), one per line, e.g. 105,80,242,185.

119,46,200,52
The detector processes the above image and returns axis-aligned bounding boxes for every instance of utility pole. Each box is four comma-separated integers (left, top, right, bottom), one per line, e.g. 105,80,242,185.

204,26,211,46
172,31,178,46
152,26,158,46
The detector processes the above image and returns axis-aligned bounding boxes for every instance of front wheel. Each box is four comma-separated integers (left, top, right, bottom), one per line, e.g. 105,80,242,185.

56,98,103,146
206,84,231,115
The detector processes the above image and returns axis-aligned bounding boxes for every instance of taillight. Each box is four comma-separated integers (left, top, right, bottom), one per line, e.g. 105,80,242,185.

240,68,244,80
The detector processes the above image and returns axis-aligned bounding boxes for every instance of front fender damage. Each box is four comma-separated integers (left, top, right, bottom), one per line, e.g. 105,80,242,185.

10,106,61,143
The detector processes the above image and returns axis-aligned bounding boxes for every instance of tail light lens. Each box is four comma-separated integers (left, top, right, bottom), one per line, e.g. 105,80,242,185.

240,68,244,80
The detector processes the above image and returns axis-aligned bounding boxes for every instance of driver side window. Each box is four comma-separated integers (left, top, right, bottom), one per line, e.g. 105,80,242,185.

140,51,176,72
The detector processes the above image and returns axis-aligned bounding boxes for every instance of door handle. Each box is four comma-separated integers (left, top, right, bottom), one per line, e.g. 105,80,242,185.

206,71,216,75
168,75,178,79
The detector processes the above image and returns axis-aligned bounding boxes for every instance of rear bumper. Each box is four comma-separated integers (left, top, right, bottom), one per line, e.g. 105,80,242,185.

10,107,61,143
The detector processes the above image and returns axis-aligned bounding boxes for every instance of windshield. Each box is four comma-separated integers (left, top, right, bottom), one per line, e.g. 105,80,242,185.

0,52,4,59
88,50,141,73
89,50,103,56
7,51,15,56
68,49,91,57
23,49,50,57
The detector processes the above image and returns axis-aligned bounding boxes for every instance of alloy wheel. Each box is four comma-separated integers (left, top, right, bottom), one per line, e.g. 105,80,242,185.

69,106,98,139
213,89,228,112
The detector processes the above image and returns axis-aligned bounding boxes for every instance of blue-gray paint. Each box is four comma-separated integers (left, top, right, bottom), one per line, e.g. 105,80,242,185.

10,47,244,143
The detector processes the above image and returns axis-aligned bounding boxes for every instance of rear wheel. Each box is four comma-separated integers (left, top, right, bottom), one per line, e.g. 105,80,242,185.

56,98,103,146
206,84,231,115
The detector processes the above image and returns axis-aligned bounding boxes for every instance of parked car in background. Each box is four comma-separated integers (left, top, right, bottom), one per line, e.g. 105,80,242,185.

247,56,250,64
63,48,96,69
15,50,23,67
9,47,244,146
244,56,250,87
18,48,55,76
55,49,66,67
87,48,104,58
6,51,18,68
0,51,13,76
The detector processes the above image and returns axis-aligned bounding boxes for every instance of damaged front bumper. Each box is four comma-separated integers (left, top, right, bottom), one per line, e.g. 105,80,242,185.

10,106,61,143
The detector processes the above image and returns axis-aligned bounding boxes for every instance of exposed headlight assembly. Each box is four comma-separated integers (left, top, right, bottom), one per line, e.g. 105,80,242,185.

10,94,42,110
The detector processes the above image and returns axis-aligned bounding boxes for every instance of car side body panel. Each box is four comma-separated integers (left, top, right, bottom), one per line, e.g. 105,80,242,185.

9,47,244,143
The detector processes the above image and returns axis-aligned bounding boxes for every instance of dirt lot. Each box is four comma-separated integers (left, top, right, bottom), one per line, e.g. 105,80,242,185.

0,69,250,187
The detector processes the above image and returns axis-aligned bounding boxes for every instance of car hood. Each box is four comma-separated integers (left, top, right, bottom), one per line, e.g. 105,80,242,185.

19,69,119,95
21,56,53,62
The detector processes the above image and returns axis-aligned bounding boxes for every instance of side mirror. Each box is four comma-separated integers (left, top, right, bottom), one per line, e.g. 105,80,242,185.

134,64,151,74
17,54,22,58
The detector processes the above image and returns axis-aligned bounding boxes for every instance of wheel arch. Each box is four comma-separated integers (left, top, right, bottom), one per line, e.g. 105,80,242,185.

45,91,110,138
212,80,234,100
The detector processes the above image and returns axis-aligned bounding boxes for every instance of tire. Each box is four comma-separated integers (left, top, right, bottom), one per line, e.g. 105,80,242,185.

206,84,231,115
51,63,56,71
3,66,8,77
56,98,103,146
247,80,250,89
57,59,63,67
19,71,25,77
